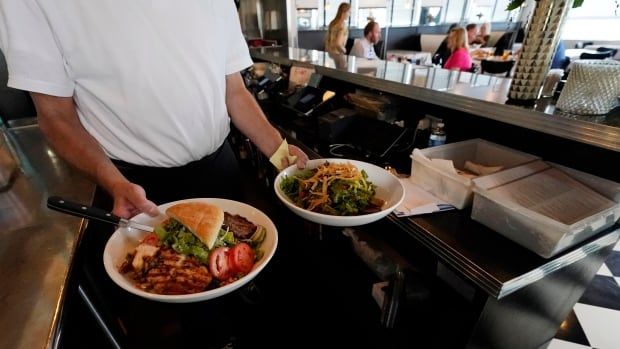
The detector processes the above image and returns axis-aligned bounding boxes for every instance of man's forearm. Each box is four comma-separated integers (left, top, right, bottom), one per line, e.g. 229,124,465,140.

225,75,282,157
31,93,127,192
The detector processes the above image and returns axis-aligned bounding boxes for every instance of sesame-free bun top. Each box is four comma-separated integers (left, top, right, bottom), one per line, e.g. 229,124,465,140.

165,202,224,249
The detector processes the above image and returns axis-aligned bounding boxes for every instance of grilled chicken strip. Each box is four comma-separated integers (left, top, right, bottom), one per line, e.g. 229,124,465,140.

122,247,212,295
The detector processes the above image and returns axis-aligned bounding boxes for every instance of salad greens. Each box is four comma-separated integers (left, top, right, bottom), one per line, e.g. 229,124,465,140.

155,218,266,264
280,162,378,216
155,219,211,263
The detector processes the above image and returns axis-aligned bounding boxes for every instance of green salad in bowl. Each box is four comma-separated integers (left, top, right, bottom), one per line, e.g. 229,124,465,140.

280,161,385,216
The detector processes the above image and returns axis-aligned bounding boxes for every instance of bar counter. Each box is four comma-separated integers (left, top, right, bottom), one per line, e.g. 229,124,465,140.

0,124,95,349
272,118,620,348
250,47,620,151
6,49,619,348
4,122,619,348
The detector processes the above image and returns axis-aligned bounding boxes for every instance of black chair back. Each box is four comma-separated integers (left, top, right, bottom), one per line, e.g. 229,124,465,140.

480,59,515,77
596,47,618,57
409,34,422,52
580,51,613,60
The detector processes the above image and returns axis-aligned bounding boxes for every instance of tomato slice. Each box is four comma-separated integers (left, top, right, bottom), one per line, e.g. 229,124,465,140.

142,233,159,246
228,243,255,274
209,247,231,280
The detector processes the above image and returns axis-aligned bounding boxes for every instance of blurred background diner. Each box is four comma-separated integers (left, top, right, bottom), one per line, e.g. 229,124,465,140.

350,21,382,59
280,0,619,83
474,22,491,47
2,1,619,349
324,2,351,54
465,23,478,46
443,27,473,71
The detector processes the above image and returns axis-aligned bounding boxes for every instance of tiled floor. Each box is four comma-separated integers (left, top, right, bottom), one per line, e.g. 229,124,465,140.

547,241,620,349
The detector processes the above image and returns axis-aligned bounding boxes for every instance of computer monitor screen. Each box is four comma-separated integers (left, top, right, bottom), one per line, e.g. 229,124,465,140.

343,117,409,158
286,86,335,116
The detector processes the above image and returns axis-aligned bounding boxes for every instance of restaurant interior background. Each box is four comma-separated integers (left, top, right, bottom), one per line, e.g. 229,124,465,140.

1,1,620,349
234,1,620,349
238,0,620,54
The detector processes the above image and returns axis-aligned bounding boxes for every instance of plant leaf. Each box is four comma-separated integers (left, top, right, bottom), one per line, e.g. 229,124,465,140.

506,0,585,11
506,0,526,11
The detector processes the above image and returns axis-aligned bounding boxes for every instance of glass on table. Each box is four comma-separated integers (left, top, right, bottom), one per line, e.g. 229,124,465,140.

502,50,511,60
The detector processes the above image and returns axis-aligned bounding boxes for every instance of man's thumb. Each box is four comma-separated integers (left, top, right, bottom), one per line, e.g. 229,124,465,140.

128,185,159,217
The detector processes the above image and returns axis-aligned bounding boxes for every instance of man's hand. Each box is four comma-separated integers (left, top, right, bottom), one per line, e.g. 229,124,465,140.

31,93,160,219
226,73,310,169
280,144,308,170
110,181,159,219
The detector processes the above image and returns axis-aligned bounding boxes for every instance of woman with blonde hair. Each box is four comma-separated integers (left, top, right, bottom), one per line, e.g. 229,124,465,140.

325,2,351,55
444,27,472,71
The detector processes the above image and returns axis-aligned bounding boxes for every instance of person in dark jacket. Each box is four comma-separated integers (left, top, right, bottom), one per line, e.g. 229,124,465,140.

494,28,525,56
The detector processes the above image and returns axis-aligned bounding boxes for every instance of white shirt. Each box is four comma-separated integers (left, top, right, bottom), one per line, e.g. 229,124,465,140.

350,38,377,60
0,0,252,167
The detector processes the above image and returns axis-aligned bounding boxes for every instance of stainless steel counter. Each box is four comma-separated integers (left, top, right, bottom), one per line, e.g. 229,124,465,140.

250,47,620,152
0,124,95,349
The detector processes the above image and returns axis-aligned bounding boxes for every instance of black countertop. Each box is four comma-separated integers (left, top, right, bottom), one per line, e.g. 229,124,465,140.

64,169,476,348
387,211,620,299
59,121,620,348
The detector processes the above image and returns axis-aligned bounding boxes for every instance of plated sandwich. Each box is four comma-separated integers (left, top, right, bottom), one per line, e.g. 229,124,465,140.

119,202,266,295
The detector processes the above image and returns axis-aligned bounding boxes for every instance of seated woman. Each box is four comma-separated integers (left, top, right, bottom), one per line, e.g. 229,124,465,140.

433,23,458,66
444,27,472,72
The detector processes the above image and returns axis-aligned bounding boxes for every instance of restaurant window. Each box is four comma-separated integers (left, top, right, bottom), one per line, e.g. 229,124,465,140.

357,7,388,26
324,0,350,28
357,0,388,27
391,0,415,27
296,0,323,29
491,0,520,22
416,0,450,24
294,0,526,31
562,0,620,41
466,0,494,23
297,8,320,29
442,0,467,23
419,6,442,25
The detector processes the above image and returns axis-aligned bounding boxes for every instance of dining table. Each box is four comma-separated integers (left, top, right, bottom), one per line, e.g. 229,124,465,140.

386,50,433,65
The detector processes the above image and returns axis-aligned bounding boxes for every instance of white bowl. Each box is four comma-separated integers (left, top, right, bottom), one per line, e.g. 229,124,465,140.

274,159,405,226
103,198,278,303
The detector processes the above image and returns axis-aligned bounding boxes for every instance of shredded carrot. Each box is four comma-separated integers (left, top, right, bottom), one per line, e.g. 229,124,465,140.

297,162,363,211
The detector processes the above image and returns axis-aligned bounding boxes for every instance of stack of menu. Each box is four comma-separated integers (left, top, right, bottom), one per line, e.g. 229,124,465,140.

476,161,616,225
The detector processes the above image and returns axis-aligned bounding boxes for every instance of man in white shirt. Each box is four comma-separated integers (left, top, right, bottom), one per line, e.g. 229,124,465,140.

350,21,382,59
0,1,307,218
